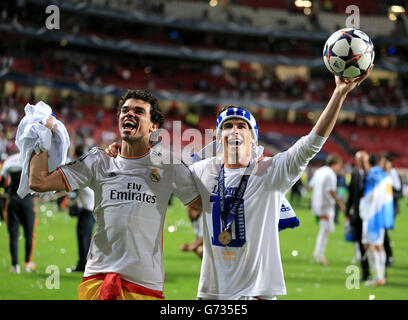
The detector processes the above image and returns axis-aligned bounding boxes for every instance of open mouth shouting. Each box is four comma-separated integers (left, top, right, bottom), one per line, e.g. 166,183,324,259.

122,119,138,134
227,137,244,148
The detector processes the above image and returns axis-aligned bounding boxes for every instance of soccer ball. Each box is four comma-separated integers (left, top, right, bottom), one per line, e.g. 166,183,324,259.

323,28,374,78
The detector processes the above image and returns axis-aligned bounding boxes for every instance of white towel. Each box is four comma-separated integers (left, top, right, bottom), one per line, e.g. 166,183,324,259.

15,101,70,199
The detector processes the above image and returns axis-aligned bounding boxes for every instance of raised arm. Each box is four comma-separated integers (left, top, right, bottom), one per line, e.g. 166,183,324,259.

271,68,372,194
28,116,68,192
313,66,373,137
29,151,67,192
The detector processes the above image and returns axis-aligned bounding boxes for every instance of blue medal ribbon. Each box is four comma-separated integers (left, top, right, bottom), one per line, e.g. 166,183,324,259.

217,164,250,233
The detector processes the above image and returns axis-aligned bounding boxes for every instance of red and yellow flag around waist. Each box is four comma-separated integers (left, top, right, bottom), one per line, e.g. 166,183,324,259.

78,273,165,300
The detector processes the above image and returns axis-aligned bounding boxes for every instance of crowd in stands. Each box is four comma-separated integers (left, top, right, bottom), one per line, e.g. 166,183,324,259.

1,0,407,113
210,0,388,16
1,90,408,169
4,2,318,57
1,0,408,63
1,0,408,166
2,46,406,110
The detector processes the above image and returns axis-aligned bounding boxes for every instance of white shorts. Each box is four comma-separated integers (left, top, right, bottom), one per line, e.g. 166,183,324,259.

318,217,335,233
362,225,385,246
315,207,335,233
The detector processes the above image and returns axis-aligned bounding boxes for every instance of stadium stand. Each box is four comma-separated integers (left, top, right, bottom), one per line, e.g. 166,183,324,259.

0,0,407,172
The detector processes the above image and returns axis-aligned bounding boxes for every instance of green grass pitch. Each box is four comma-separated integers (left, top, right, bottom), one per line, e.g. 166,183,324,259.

0,195,407,300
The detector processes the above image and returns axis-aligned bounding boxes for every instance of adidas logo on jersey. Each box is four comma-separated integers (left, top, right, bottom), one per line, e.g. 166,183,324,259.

280,204,291,212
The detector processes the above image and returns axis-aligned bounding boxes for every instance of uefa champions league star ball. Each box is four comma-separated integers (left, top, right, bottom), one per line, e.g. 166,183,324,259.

323,28,375,78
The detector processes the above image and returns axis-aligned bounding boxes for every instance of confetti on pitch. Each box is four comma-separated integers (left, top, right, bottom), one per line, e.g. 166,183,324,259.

168,226,177,232
175,219,186,226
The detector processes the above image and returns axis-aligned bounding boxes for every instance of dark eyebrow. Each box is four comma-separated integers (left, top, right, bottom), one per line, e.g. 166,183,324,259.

223,120,248,128
121,105,146,113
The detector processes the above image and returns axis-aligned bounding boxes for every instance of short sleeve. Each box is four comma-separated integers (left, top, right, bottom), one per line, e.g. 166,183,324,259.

59,147,100,191
172,162,200,205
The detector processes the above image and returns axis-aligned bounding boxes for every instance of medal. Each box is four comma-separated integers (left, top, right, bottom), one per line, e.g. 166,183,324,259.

218,230,232,246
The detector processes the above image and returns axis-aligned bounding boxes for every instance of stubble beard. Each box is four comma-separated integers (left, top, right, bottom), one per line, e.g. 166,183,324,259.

122,132,149,146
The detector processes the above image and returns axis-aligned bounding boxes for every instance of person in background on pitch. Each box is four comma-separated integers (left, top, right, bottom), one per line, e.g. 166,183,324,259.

309,154,345,265
382,155,403,219
290,179,304,207
181,206,203,259
380,154,402,267
69,144,95,272
334,166,347,225
1,150,37,274
0,169,5,223
27,89,202,300
345,150,370,281
360,154,394,287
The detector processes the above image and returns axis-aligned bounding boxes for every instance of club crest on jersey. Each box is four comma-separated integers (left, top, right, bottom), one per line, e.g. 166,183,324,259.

150,168,160,182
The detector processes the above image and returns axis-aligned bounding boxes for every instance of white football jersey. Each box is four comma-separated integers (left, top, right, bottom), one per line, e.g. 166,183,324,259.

59,147,200,292
189,130,326,299
1,153,21,176
309,166,337,216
